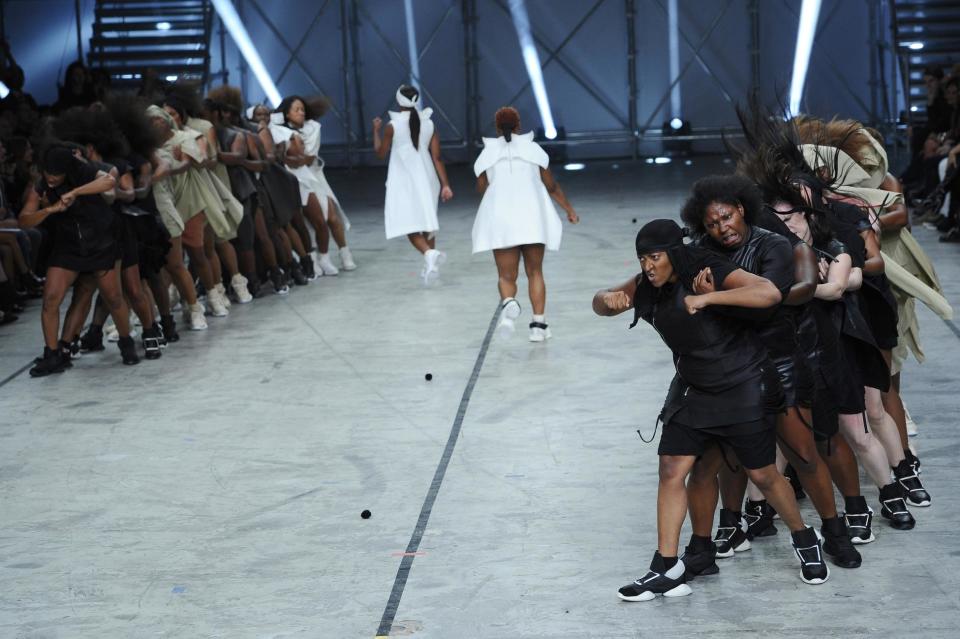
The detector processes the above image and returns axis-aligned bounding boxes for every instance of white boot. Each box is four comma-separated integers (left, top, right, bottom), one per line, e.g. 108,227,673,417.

529,315,551,342
339,246,357,271
317,252,339,276
184,302,208,330
497,298,521,338
206,288,229,317
230,273,253,304
215,282,232,308
422,249,446,286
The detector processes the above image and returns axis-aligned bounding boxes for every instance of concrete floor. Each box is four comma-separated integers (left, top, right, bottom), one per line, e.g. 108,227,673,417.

1,158,959,638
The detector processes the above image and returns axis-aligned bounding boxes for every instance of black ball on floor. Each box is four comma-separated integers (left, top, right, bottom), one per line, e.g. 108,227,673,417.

361,509,371,519
425,373,433,381
632,218,637,224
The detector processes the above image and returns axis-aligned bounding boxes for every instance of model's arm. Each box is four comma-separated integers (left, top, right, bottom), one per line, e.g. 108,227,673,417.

861,228,884,275
134,161,152,199
593,276,639,316
684,268,781,314
258,128,277,162
877,173,908,232
115,170,136,204
539,167,579,223
243,132,267,172
815,253,853,300
372,117,392,160
18,187,67,228
476,172,489,195
429,133,453,202
202,127,219,169
217,132,248,166
784,242,817,305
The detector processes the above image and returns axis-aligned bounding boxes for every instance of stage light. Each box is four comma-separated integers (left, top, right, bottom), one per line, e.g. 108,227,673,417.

684,159,693,166
669,117,683,131
906,42,924,50
654,156,672,165
508,0,557,139
0,81,9,99
211,0,281,107
788,0,821,116
910,105,919,112
165,75,178,82
645,158,655,164
564,163,585,171
668,0,681,122
156,22,172,31
402,0,420,89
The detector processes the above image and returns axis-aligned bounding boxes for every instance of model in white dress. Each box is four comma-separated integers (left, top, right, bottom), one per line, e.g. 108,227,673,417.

373,86,454,285
473,108,578,341
271,96,356,275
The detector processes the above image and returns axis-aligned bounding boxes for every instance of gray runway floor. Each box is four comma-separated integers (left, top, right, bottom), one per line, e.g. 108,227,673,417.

1,158,958,638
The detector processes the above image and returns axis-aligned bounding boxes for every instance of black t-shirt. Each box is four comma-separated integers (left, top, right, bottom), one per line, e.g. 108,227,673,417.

37,161,115,252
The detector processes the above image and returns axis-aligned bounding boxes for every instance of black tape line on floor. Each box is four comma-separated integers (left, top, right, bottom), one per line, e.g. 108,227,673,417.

0,361,32,389
375,303,502,638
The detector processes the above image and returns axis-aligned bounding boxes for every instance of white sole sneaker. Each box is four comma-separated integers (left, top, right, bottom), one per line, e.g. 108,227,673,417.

497,317,515,338
529,327,552,342
617,583,692,602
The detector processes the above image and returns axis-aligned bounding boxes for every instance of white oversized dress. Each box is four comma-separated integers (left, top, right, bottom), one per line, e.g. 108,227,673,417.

269,118,349,229
383,108,440,240
471,132,562,253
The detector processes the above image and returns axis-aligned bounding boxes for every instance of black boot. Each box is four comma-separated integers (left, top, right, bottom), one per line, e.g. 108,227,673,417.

160,314,179,344
820,516,861,568
142,325,163,360
893,458,931,507
680,534,719,580
270,267,289,295
117,335,140,366
248,276,266,299
79,325,105,352
714,508,751,558
290,259,309,286
879,482,915,530
744,499,778,539
29,347,67,377
904,448,921,476
842,495,875,544
58,340,75,368
617,551,692,602
300,255,318,281
790,526,830,584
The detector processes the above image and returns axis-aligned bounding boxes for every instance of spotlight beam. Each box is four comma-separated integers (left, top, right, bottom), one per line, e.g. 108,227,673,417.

211,0,282,107
788,0,822,116
507,0,557,139
667,0,680,120
403,0,421,90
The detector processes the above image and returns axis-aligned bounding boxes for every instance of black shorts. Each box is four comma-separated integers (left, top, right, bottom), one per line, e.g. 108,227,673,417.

658,419,776,469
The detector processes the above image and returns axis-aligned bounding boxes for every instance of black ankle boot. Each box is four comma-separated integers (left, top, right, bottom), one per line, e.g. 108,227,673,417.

790,526,830,584
300,256,317,281
879,482,915,530
117,335,140,366
842,495,875,544
893,458,931,507
142,325,163,360
271,268,289,295
714,508,750,558
160,314,179,343
79,325,105,352
904,448,921,475
58,340,75,368
820,516,861,568
290,260,309,286
744,499,778,539
680,534,719,580
30,347,67,377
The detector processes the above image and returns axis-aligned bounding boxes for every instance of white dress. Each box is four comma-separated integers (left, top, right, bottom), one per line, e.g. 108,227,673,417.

471,132,562,253
269,119,349,229
383,108,440,240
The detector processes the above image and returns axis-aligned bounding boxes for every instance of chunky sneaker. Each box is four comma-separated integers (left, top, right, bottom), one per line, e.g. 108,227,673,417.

791,526,830,584
317,252,339,276
843,497,876,544
160,315,180,344
290,261,309,286
422,249,446,285
529,321,552,343
617,552,692,602
184,302,208,331
206,288,229,317
269,268,290,295
142,325,163,360
820,517,861,568
339,246,357,271
893,458,930,507
714,509,751,558
300,257,318,281
117,335,140,366
879,482,915,530
680,536,719,580
230,274,253,304
29,347,68,378
497,298,522,338
904,448,922,475
744,499,778,539
79,325,105,352
57,340,74,368
215,283,232,308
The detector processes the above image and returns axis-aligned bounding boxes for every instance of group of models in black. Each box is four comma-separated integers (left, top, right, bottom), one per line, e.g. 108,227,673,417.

594,101,936,600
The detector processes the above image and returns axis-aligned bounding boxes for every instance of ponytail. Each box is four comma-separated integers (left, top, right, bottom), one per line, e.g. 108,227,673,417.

398,85,422,149
409,108,421,150
494,106,520,143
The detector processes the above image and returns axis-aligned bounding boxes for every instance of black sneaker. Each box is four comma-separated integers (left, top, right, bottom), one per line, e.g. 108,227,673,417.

680,536,719,580
117,335,140,366
271,268,290,295
791,526,830,584
300,256,318,281
79,325,105,352
29,347,68,377
57,340,74,368
820,517,861,568
893,459,931,507
142,326,163,360
160,314,179,344
714,508,751,558
744,499,778,539
290,260,309,286
617,552,692,602
904,449,922,476
879,482,915,530
843,497,876,544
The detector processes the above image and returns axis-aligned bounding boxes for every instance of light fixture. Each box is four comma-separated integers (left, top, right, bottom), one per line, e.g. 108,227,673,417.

910,105,919,112
684,159,693,166
165,75,178,82
645,158,655,165
402,0,420,89
508,0,557,139
907,42,924,50
669,117,684,130
788,0,822,116
654,156,672,164
563,162,585,171
0,81,9,99
211,0,282,107
156,21,172,31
